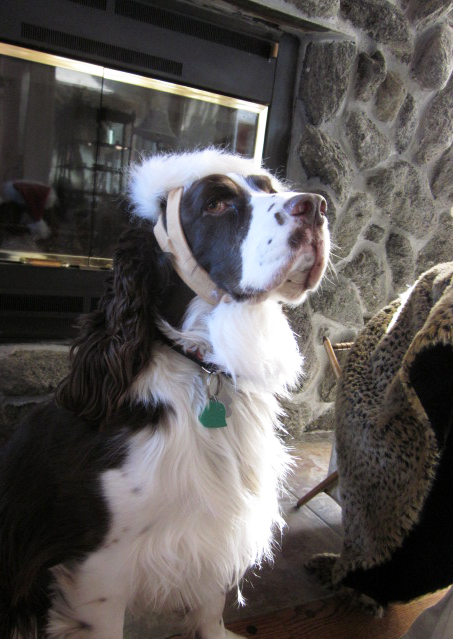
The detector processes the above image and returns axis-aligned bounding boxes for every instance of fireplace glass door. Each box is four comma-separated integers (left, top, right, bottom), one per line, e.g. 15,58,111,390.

0,43,267,269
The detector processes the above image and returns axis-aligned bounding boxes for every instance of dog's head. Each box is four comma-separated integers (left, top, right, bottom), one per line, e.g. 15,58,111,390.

130,148,329,305
57,150,329,428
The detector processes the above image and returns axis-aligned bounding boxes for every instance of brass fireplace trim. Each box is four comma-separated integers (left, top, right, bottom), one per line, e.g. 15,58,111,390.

0,42,269,272
0,42,268,164
0,250,113,270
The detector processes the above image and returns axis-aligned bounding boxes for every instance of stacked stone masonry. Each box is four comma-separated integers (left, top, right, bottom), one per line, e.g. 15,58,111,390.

2,0,453,439
0,345,69,443
282,0,453,435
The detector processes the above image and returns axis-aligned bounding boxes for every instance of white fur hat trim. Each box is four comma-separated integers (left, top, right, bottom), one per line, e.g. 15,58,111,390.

128,148,278,221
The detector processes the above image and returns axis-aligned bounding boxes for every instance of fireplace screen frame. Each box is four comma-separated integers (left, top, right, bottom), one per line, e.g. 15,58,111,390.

0,42,268,271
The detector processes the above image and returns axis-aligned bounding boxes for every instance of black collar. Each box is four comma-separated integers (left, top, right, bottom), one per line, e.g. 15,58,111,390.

156,329,227,376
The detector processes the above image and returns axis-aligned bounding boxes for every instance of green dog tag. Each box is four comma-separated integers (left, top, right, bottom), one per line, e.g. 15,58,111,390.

199,399,227,428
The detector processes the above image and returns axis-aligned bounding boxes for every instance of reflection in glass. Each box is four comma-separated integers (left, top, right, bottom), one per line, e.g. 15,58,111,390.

0,44,267,267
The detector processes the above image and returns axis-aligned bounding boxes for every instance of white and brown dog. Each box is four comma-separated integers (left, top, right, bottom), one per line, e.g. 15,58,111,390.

0,149,329,638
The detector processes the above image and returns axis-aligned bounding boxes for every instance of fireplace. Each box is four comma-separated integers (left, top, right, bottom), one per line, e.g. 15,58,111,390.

0,42,267,269
0,0,317,340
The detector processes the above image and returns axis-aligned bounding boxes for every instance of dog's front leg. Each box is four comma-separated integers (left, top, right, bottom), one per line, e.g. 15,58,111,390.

185,593,243,639
46,563,127,639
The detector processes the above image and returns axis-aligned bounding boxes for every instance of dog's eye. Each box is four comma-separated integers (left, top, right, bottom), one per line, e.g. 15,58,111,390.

206,199,229,215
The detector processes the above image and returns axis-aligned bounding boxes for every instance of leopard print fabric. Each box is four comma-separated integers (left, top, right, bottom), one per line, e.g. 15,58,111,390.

332,262,453,582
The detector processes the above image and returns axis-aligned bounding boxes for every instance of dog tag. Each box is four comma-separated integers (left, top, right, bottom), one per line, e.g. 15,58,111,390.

199,398,227,428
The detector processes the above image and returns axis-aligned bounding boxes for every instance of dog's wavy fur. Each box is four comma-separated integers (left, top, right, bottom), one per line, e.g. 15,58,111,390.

0,150,328,639
57,223,172,429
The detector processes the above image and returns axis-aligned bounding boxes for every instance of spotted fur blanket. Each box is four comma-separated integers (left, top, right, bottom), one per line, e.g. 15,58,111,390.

309,262,453,607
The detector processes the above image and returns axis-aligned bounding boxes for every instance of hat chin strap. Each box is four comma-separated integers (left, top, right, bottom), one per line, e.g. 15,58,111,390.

154,187,233,305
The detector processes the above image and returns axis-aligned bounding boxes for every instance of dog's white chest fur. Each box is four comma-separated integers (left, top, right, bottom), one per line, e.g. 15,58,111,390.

84,300,298,615
97,355,287,613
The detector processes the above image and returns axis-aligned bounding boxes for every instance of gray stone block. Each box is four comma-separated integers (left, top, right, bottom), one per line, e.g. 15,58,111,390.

333,192,375,260
354,50,387,102
406,0,453,29
414,75,453,164
344,109,391,169
284,303,313,350
309,276,364,327
280,397,316,437
283,304,320,385
385,232,416,294
298,125,353,203
412,24,453,90
288,0,340,18
304,405,336,432
340,249,387,315
299,40,357,125
374,71,407,122
396,93,418,152
417,210,453,274
340,0,413,62
367,160,437,238
431,144,453,203
0,350,69,397
364,224,386,243
319,360,343,402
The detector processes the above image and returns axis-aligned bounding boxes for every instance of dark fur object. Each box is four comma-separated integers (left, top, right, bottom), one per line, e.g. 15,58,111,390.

310,262,453,607
57,223,171,428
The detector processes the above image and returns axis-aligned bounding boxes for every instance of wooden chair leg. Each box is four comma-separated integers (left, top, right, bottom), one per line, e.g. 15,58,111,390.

323,336,342,380
294,338,352,509
295,471,339,509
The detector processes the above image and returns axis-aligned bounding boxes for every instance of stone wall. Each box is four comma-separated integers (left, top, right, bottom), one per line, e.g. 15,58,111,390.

0,344,69,442
276,0,453,435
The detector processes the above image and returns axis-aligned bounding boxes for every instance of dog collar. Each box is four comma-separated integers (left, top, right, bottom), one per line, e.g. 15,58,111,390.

157,329,232,429
156,328,227,376
154,187,232,306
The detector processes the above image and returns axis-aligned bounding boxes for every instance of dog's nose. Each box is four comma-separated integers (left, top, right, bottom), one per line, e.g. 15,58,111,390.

284,194,327,226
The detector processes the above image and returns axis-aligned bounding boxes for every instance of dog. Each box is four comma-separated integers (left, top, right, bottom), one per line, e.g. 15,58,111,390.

0,149,329,639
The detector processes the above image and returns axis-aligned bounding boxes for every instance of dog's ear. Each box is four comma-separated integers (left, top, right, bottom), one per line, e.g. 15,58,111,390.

56,223,172,428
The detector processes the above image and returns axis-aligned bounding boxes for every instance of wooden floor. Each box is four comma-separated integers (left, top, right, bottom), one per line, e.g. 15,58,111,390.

126,431,447,639
224,431,447,639
226,590,447,639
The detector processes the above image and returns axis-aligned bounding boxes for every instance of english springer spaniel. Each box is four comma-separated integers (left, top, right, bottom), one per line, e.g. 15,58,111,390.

0,149,329,639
